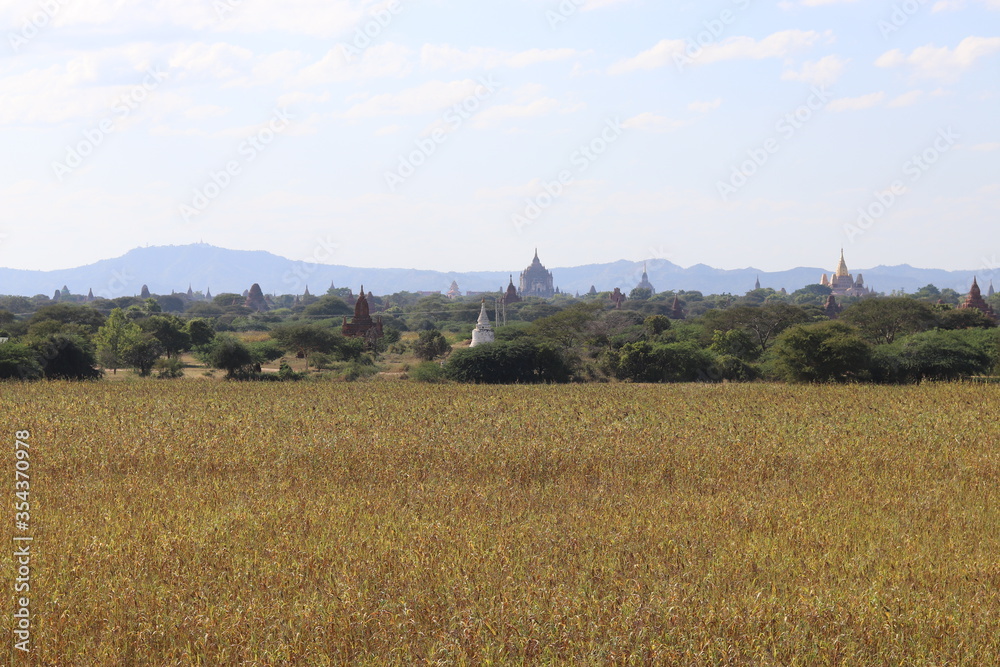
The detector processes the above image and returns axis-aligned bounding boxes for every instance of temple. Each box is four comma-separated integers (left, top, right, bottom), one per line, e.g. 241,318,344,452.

342,286,384,338
821,250,872,297
958,277,996,320
470,299,495,347
518,250,555,298
635,263,656,295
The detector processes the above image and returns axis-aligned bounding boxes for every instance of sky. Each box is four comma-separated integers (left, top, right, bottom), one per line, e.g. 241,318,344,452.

0,0,998,275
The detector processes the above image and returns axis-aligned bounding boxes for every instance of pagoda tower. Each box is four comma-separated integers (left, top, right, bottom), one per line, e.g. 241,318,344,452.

958,277,996,319
470,299,495,347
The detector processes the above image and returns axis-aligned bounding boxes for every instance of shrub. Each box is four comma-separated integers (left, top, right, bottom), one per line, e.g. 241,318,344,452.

410,361,445,383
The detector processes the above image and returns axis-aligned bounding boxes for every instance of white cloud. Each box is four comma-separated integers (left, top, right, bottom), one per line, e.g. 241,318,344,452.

622,112,687,133
876,37,1000,80
295,42,414,85
1,0,376,37
828,92,886,112
337,79,494,119
610,30,826,74
781,55,848,86
421,45,584,71
887,90,924,107
933,0,1000,11
688,99,722,113
471,98,574,128
971,142,1000,151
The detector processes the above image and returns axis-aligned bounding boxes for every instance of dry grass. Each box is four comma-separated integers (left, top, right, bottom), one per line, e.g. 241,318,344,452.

2,382,999,665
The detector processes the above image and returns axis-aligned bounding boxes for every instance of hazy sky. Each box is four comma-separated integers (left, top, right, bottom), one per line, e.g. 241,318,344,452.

1,0,998,274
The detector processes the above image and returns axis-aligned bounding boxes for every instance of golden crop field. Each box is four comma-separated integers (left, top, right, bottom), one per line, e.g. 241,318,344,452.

2,381,999,665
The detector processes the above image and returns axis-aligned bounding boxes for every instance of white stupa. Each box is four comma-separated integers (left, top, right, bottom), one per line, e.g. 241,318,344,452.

470,298,495,347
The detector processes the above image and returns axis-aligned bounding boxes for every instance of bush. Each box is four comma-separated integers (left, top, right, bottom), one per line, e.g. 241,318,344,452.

0,343,44,380
29,334,103,380
769,321,872,383
445,341,571,384
342,358,378,382
413,330,450,361
153,357,185,379
874,329,995,383
196,334,256,379
608,341,721,383
410,361,445,383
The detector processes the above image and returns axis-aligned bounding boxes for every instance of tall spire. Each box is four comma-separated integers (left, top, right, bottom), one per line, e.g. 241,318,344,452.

836,249,850,278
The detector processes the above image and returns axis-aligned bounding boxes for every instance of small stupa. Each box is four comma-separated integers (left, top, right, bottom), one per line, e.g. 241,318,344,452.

470,299,495,347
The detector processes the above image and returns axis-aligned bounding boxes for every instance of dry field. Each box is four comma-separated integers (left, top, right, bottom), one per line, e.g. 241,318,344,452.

2,382,999,665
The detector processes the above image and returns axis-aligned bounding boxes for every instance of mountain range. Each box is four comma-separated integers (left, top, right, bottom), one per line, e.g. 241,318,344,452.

0,244,993,299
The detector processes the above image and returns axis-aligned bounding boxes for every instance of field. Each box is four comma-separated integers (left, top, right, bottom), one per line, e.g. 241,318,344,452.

2,382,1000,665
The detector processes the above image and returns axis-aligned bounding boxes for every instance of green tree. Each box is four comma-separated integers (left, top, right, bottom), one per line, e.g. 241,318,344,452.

770,321,872,383
123,334,164,377
644,314,672,337
271,323,343,369
528,301,605,348
28,303,105,334
301,295,352,318
876,329,994,382
29,334,102,380
413,330,450,361
841,297,936,344
608,341,720,383
140,315,191,358
186,319,216,346
701,302,810,357
94,308,143,374
0,343,44,380
935,307,997,331
445,341,570,384
198,334,256,379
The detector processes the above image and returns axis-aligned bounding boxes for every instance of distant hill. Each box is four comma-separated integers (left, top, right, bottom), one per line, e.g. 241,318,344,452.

0,244,990,298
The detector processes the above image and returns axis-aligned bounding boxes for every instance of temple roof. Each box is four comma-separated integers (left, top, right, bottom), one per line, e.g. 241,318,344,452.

477,298,491,327
835,249,850,278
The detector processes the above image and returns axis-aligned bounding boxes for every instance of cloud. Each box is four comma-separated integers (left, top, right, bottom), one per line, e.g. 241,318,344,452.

470,98,581,128
610,30,826,74
688,99,722,113
876,36,1000,80
971,142,1000,151
0,0,376,37
887,90,924,107
781,55,848,86
622,113,687,133
421,45,584,71
337,79,495,119
295,42,414,85
932,0,1000,11
828,92,886,112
